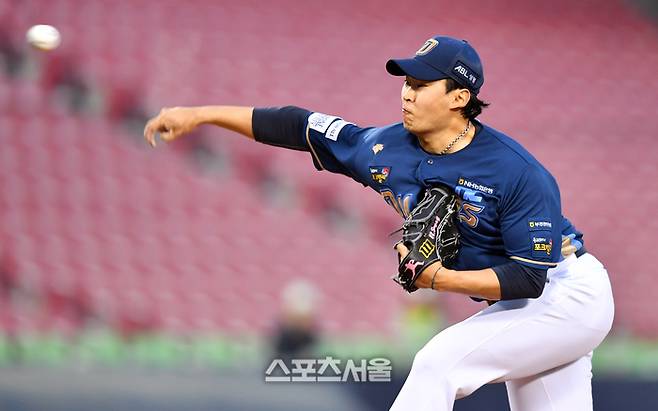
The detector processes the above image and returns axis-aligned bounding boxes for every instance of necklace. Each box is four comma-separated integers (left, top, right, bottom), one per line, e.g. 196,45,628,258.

438,121,471,155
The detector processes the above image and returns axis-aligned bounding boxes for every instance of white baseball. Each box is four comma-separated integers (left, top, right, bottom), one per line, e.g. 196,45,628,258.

26,24,61,51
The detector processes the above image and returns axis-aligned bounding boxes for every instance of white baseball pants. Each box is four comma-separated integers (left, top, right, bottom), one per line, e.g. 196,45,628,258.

390,253,615,411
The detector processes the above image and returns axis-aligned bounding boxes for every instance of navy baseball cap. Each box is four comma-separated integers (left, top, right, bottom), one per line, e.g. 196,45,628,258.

386,35,484,95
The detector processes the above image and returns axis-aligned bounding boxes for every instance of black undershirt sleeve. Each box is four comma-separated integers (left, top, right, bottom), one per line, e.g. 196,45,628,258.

251,106,311,151
492,261,548,300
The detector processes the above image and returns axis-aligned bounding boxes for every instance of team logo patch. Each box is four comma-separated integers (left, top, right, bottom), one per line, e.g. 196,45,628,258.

370,166,391,183
418,238,436,259
531,233,553,257
372,144,384,154
416,39,438,56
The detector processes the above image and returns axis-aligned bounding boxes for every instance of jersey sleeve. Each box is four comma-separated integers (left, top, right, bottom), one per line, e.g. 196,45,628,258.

499,165,562,269
304,112,369,185
561,216,585,253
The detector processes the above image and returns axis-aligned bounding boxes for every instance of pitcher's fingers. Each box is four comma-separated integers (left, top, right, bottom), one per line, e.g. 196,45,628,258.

562,245,577,256
162,124,183,141
395,242,410,258
160,128,176,142
144,117,162,147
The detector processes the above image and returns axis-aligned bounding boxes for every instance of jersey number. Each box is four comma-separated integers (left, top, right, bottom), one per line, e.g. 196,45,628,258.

459,203,485,228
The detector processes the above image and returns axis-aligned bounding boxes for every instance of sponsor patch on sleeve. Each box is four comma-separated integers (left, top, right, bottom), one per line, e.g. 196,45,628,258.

308,112,340,133
531,231,553,258
528,218,552,231
325,119,353,141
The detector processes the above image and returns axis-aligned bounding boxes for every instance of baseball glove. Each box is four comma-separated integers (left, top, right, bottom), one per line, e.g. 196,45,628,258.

392,185,461,293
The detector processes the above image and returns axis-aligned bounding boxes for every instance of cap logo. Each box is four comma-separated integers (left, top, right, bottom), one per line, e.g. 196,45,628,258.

453,60,479,86
415,39,438,56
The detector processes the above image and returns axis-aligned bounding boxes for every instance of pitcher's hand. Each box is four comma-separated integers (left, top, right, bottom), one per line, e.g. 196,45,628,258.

143,107,201,147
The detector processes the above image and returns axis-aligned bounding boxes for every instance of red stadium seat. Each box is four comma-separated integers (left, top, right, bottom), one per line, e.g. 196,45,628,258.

2,0,657,336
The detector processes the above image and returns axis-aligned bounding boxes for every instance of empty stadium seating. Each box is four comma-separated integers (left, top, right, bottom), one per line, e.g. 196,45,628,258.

2,0,658,337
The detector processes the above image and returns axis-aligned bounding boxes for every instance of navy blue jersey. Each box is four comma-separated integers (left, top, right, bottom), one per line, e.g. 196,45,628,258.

302,113,572,270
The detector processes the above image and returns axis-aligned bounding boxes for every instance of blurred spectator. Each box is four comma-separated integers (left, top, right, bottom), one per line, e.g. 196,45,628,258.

116,290,160,341
105,83,150,134
0,26,23,76
39,52,91,112
0,246,18,299
633,0,658,22
42,274,92,336
271,279,321,362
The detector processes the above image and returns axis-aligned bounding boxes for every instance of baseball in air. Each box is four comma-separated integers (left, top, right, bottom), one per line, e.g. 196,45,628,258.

26,25,61,51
